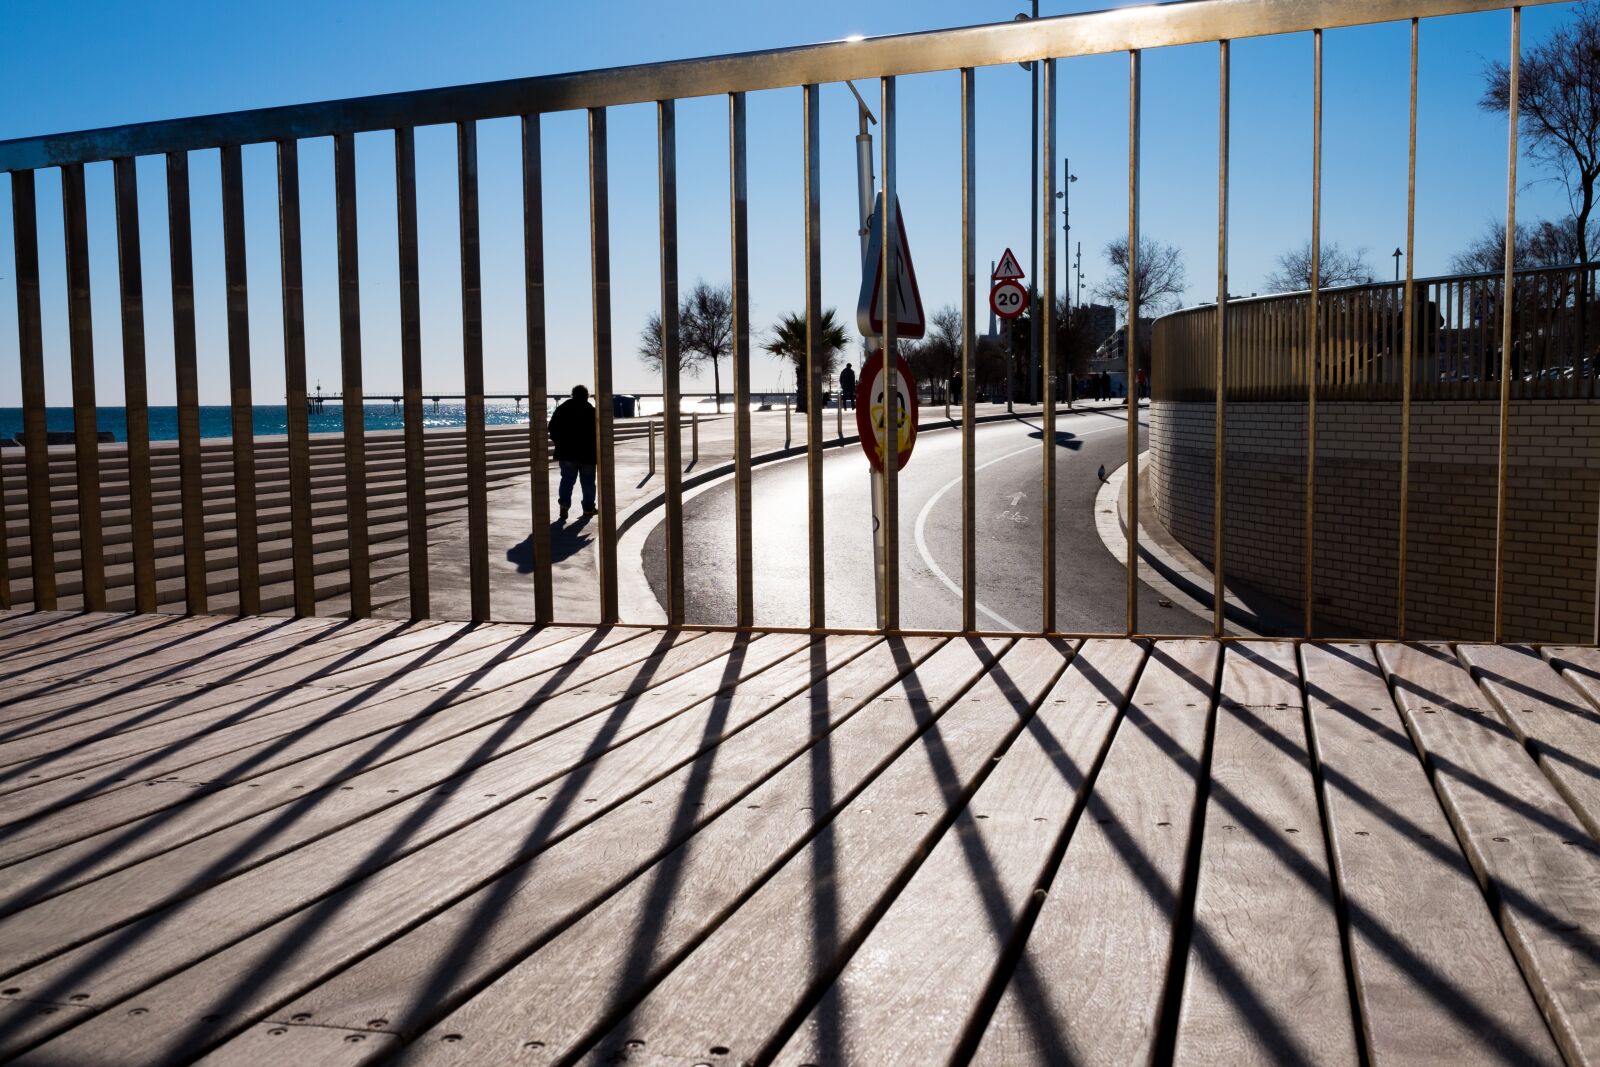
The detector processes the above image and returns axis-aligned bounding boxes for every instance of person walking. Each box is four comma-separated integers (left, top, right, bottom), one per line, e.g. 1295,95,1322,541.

839,363,856,411
548,384,598,522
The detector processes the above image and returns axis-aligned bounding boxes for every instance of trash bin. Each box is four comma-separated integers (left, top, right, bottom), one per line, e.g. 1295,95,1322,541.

612,394,637,419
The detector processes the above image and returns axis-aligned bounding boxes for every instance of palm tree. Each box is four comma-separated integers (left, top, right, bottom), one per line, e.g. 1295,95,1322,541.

761,308,849,413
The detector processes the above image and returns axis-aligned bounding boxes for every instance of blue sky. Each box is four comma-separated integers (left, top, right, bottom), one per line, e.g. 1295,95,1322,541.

0,0,1579,405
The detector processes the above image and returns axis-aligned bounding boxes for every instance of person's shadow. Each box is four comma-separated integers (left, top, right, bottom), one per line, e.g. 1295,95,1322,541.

507,514,594,573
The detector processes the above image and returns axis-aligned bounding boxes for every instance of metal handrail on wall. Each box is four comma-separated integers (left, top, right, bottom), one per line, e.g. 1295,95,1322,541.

1154,263,1600,403
0,0,1567,643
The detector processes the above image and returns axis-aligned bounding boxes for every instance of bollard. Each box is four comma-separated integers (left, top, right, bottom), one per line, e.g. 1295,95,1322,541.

648,418,656,477
785,397,791,450
691,411,699,468
836,396,843,440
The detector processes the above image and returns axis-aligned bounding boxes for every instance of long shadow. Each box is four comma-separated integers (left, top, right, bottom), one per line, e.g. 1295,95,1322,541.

1208,643,1577,1060
0,622,453,812
123,629,692,1063
0,625,602,920
0,623,622,1047
0,617,381,764
0,616,306,734
0,622,505,852
507,517,591,573
0,613,190,677
953,641,1152,1062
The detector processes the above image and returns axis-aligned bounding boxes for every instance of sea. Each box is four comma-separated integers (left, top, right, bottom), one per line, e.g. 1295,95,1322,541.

0,395,765,443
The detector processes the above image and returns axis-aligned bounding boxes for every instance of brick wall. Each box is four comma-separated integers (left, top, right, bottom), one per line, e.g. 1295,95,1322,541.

1149,399,1600,642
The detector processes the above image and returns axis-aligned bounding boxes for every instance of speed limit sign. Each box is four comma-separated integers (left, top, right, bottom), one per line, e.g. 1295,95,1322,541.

990,279,1027,320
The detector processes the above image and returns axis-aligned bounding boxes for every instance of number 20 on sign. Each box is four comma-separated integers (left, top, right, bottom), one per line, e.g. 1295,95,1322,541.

990,279,1026,320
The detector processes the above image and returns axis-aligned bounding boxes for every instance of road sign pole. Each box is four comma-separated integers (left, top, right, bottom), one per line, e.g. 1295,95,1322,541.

851,82,887,629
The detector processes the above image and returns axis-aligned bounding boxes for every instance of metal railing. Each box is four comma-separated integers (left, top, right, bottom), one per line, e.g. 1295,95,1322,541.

1154,264,1600,402
0,0,1571,642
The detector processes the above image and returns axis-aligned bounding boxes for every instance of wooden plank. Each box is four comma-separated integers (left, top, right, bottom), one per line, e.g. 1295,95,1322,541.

774,639,1147,1066
1466,643,1600,843
1174,641,1359,1065
0,634,815,1062
76,635,969,1067
558,638,1066,1067
0,628,652,897
0,620,408,751
334,131,370,619
0,626,657,849
1378,642,1600,1066
0,619,457,762
1303,641,1559,1066
0,633,761,953
971,639,1221,1065
193,636,906,1063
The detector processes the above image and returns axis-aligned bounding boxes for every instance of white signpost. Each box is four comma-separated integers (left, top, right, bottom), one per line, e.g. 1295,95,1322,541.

856,192,924,628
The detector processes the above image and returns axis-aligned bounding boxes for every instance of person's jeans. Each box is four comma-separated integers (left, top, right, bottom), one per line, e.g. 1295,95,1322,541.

558,461,596,512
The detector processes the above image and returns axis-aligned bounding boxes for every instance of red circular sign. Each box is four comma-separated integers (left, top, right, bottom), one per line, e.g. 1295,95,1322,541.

990,279,1027,320
854,350,918,472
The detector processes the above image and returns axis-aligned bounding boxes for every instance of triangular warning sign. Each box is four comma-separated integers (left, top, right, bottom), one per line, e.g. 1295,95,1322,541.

856,193,926,340
993,247,1024,281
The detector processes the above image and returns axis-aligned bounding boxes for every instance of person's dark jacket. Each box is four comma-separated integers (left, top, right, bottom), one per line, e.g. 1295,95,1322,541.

548,397,598,464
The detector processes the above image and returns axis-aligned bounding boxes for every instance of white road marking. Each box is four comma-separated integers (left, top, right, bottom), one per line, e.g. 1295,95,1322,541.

913,418,1129,631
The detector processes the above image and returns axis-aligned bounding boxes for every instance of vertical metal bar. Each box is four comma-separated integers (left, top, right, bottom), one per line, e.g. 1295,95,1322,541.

524,114,553,624
1041,58,1057,633
656,102,685,626
395,127,429,619
457,121,491,623
803,85,826,630
1494,7,1520,643
961,68,978,634
334,132,371,619
729,92,754,628
61,164,106,611
276,141,316,617
1305,28,1322,638
10,172,54,610
588,107,619,624
113,158,157,614
1126,50,1141,636
1215,40,1230,637
166,152,207,615
881,75,900,631
1399,18,1418,639
219,146,259,615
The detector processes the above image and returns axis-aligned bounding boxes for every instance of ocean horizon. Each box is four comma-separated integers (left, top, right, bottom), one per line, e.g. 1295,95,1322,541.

0,403,533,444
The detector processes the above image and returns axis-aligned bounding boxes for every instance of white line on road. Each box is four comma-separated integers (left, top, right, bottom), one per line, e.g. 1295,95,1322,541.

913,419,1129,632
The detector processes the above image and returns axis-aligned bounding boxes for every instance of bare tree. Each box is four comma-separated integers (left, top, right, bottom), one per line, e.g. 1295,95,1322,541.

683,282,734,413
1093,234,1187,319
1450,217,1585,274
760,308,848,412
915,306,963,413
1482,1,1600,262
1263,240,1375,292
637,281,734,412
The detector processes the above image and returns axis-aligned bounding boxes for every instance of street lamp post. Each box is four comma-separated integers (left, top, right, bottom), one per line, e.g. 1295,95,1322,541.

1055,158,1077,309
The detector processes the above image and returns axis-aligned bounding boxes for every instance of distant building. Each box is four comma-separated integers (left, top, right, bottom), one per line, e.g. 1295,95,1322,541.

1092,316,1153,374
1077,303,1117,353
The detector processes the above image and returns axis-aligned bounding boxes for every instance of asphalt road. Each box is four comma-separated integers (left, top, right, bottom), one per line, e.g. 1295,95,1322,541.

642,406,1207,634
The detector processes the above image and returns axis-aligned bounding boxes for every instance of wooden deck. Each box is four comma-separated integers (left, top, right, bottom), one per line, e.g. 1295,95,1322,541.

0,611,1596,1066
